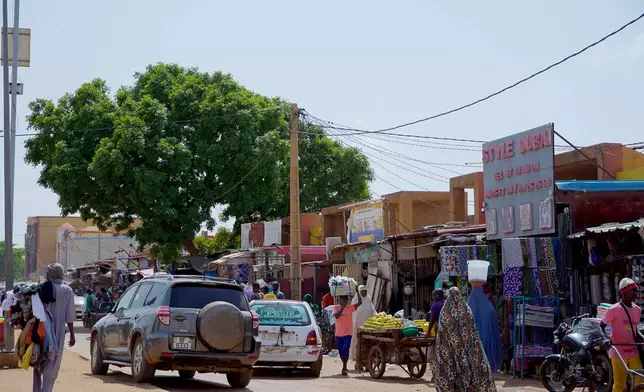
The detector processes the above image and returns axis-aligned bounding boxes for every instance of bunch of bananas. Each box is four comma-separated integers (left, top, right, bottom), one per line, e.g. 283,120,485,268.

363,312,402,329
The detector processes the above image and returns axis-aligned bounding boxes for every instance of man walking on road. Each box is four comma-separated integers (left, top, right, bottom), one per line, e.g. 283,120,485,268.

33,263,77,392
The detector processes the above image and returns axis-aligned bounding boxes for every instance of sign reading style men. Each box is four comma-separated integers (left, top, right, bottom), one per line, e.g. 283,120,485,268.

482,123,556,240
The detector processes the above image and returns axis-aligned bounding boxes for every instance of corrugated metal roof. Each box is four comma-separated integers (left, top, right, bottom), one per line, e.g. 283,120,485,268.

556,180,644,193
569,219,644,238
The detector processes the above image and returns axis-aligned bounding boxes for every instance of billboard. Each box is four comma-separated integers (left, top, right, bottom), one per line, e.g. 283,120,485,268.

482,123,556,240
347,202,384,243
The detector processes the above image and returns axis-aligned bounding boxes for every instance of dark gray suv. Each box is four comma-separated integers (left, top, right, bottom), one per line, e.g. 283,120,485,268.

89,274,260,388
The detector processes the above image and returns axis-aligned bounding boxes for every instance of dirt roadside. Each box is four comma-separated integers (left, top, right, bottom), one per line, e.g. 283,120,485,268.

0,349,546,392
0,351,156,392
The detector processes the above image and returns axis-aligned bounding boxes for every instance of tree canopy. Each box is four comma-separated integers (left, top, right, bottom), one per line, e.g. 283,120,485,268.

0,242,25,282
25,63,373,261
193,227,240,254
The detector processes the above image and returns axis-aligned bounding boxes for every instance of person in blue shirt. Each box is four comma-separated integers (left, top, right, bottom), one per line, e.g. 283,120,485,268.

271,282,285,299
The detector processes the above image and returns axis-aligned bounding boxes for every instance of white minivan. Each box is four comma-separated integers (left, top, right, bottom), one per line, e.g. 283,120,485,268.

250,299,323,377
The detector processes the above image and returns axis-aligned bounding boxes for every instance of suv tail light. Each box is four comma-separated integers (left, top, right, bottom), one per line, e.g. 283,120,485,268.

157,306,171,326
250,310,259,330
306,330,318,345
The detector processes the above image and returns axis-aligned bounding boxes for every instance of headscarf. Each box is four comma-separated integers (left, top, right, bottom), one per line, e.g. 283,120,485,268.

46,263,65,284
350,285,377,360
303,294,313,303
434,287,497,392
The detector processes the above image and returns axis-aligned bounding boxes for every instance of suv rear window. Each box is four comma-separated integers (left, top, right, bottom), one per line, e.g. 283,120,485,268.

170,284,249,311
251,302,311,326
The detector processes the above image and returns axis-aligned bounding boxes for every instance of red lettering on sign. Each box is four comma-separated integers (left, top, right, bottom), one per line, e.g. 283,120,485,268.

482,140,515,165
519,129,552,153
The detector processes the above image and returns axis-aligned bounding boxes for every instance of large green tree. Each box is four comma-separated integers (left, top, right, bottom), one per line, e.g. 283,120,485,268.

0,242,25,282
25,63,373,261
193,227,240,254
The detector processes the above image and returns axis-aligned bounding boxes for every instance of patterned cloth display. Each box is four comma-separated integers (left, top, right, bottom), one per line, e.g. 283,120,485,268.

501,237,560,298
206,263,249,283
439,245,499,277
503,268,523,298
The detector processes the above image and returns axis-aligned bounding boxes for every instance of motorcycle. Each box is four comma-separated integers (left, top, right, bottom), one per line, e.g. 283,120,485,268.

540,313,612,392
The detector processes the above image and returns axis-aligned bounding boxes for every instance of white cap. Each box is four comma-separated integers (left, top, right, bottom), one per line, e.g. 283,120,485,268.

619,277,636,291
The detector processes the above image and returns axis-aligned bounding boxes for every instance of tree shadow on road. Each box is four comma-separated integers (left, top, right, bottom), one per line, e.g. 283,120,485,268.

322,373,428,385
252,367,318,380
82,371,157,390
83,371,256,391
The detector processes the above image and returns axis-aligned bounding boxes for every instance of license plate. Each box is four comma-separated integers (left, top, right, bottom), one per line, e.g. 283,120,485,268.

172,336,194,350
261,332,293,342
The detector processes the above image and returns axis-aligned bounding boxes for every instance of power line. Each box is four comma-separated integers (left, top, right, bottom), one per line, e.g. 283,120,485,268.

304,12,644,136
334,138,454,214
303,112,643,153
339,132,465,176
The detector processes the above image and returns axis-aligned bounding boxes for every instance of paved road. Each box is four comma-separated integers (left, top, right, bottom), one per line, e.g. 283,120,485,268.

67,321,542,391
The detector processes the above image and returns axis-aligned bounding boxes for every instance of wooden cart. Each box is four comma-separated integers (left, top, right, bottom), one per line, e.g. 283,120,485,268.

356,327,435,379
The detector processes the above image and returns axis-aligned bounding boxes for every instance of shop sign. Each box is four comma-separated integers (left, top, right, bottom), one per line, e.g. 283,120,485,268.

345,244,382,264
347,202,384,243
482,123,556,240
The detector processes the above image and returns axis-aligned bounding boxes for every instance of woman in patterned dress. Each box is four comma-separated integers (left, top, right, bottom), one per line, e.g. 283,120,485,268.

433,287,497,392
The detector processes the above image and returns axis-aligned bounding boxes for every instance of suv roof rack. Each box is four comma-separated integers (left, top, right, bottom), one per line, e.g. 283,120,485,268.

142,273,238,284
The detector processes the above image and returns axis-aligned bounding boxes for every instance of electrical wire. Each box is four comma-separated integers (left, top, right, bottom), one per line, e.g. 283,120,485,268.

333,137,454,214
304,12,644,136
324,129,451,182
303,112,643,154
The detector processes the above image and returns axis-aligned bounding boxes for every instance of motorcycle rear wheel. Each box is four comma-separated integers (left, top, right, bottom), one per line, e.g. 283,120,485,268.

540,358,575,392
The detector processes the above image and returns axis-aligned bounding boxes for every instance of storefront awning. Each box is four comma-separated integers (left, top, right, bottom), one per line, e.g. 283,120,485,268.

211,251,254,265
569,219,644,239
556,180,644,193
275,245,326,257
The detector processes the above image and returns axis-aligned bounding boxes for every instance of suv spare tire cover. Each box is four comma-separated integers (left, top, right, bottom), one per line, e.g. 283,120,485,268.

197,301,245,351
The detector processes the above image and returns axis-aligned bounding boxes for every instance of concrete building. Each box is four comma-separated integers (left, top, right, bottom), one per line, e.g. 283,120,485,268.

321,190,453,243
25,216,140,279
449,143,644,225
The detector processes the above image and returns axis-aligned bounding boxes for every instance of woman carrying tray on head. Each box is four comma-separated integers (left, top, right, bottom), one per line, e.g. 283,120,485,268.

334,294,362,376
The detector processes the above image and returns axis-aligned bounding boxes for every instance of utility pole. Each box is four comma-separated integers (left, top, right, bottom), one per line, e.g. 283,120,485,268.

1,0,14,355
289,103,302,300
9,0,19,209
97,229,101,261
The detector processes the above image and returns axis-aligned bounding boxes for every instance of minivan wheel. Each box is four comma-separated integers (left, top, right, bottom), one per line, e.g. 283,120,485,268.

131,337,155,383
178,370,196,379
226,369,253,388
90,334,109,375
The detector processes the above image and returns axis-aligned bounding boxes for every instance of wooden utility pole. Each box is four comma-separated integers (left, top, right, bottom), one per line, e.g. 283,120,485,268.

289,103,302,300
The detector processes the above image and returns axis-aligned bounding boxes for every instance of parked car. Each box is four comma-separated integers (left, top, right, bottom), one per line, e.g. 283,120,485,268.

250,299,323,377
89,274,260,388
74,295,86,320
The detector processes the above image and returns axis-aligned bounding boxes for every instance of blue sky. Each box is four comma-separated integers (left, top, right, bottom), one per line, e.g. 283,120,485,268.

6,1,644,245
